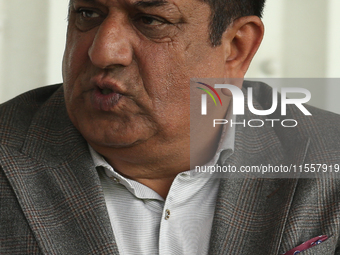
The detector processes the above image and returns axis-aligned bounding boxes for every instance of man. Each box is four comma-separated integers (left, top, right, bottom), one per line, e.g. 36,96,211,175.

1,0,340,254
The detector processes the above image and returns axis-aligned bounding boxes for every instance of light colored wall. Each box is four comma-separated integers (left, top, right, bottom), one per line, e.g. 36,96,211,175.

47,0,68,85
247,0,340,114
0,0,4,91
246,0,285,78
282,0,328,78
0,0,49,103
325,0,340,113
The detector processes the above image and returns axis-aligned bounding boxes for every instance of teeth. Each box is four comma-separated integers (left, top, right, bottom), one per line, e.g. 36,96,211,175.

101,88,113,95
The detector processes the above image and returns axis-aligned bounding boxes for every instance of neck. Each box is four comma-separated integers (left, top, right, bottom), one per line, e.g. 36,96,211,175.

92,137,190,177
91,137,189,199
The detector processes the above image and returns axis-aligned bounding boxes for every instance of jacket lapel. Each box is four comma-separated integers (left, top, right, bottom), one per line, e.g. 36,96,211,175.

0,87,119,254
209,133,309,255
209,83,310,254
209,178,301,255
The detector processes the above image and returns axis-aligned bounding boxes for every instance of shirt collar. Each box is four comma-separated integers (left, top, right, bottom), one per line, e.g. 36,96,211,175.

207,102,235,165
89,146,164,200
188,103,235,177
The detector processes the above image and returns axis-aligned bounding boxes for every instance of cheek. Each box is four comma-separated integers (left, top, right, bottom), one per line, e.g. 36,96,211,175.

185,41,227,78
139,50,191,131
63,32,95,103
133,41,223,118
136,41,191,87
63,30,93,83
138,43,225,133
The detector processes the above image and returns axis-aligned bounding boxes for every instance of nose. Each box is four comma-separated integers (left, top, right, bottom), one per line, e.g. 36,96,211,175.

88,16,133,69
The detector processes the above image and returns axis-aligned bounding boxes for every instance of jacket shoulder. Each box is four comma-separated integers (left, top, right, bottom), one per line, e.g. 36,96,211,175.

0,84,63,149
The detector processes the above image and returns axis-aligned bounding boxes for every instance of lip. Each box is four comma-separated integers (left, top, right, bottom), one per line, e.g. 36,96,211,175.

90,76,126,111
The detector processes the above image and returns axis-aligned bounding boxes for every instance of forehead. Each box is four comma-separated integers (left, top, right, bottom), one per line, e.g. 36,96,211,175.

69,0,196,8
69,0,211,22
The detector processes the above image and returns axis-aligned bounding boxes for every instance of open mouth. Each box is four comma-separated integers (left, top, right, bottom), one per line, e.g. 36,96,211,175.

100,88,114,95
92,87,123,111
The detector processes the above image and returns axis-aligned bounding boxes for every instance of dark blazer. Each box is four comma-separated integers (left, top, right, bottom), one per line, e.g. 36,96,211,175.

1,82,340,254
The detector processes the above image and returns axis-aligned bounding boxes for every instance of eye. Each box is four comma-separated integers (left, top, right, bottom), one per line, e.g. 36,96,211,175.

73,7,104,31
132,14,176,40
139,16,163,26
78,9,100,19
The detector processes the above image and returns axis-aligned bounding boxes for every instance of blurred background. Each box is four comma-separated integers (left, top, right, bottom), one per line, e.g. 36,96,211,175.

0,0,339,113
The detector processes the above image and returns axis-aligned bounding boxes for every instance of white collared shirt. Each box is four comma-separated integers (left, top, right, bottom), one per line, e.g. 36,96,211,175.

90,109,235,255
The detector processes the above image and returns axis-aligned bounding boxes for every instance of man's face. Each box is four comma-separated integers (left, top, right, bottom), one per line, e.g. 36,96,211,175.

63,0,229,150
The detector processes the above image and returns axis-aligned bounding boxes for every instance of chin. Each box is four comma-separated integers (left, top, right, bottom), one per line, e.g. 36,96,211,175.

83,125,151,149
88,137,145,150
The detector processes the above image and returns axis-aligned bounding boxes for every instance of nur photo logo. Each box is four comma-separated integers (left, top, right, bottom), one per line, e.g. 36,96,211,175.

195,81,312,128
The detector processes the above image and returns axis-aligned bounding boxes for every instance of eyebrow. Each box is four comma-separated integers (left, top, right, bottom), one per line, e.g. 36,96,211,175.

69,0,170,7
132,0,169,8
69,0,97,6
69,0,174,14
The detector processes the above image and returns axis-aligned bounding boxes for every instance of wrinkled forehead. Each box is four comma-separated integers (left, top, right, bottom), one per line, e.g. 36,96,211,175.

69,0,183,7
68,0,203,16
68,0,209,21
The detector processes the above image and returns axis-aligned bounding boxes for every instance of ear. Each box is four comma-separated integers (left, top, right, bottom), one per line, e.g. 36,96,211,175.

222,16,264,81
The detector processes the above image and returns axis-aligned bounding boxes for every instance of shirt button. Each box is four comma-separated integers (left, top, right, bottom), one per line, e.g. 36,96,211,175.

181,173,188,177
165,209,171,220
111,177,120,183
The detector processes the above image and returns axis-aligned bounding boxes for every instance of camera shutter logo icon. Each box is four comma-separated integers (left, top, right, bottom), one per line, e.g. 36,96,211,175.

196,82,223,115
